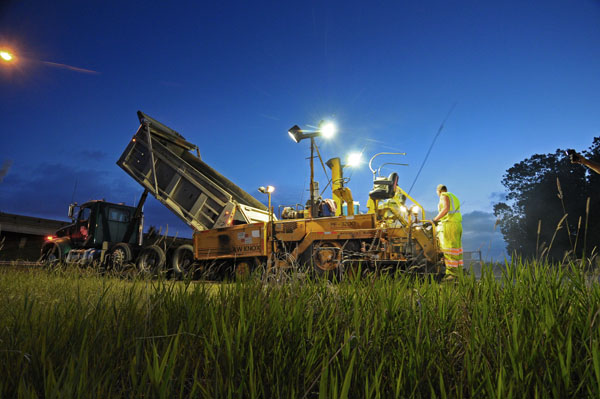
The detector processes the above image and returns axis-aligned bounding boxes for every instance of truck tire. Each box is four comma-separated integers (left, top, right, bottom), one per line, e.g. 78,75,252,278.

233,258,259,280
309,241,343,279
171,244,196,279
106,243,133,272
137,245,166,276
39,242,62,268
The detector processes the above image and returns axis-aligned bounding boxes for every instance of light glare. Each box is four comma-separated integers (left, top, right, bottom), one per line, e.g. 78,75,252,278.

267,185,275,193
0,51,13,61
320,122,336,139
346,152,362,167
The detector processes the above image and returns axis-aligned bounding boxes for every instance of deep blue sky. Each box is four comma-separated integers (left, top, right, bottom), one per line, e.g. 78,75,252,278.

1,0,599,260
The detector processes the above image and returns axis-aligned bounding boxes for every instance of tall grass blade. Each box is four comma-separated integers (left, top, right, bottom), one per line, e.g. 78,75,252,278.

536,219,542,259
556,177,573,251
545,213,568,262
583,197,590,263
339,349,356,399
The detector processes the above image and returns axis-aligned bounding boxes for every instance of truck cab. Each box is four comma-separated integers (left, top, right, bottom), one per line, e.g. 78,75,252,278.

41,200,142,265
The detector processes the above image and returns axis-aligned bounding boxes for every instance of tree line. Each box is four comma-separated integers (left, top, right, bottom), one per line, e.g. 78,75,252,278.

494,137,600,261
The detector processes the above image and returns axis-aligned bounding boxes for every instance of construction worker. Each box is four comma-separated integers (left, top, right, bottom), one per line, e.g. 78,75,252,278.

568,150,600,175
432,184,463,280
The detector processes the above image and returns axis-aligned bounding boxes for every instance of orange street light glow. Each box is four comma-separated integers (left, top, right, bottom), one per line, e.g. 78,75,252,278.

0,51,14,61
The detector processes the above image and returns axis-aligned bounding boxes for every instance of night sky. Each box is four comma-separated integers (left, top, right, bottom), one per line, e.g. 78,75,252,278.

1,0,599,261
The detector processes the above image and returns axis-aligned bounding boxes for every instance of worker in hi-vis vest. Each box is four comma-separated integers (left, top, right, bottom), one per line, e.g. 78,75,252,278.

432,184,463,279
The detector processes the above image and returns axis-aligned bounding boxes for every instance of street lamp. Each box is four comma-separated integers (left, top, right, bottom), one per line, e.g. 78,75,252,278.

258,185,275,221
0,50,14,63
287,121,337,217
258,185,276,267
0,51,13,62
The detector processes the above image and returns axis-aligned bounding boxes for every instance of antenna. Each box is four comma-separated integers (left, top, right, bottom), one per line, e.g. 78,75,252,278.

70,178,78,204
408,102,457,195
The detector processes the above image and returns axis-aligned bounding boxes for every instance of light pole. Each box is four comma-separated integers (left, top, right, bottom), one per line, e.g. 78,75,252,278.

288,121,336,218
258,185,275,222
258,185,276,268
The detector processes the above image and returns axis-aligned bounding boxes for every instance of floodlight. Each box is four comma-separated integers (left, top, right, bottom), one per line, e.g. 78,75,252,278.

320,121,336,139
288,125,303,143
259,185,275,194
0,51,13,62
346,152,362,167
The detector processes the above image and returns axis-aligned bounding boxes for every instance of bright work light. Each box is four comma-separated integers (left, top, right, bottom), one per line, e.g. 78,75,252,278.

258,186,275,223
287,120,339,217
258,186,275,194
346,152,362,167
319,121,336,139
0,51,13,62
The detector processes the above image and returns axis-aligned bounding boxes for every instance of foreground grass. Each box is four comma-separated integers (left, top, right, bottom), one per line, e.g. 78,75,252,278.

0,262,599,398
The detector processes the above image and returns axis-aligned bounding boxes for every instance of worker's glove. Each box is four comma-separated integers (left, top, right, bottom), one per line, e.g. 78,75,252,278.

566,149,582,164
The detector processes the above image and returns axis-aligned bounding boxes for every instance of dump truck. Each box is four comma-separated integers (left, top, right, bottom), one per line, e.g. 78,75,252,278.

115,111,444,278
39,196,145,268
38,190,195,272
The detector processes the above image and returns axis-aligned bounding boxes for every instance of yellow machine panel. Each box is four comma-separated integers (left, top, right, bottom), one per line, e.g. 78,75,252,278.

303,214,375,233
193,222,267,260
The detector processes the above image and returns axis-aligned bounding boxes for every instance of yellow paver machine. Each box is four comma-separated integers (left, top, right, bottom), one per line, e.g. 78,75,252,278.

118,111,444,278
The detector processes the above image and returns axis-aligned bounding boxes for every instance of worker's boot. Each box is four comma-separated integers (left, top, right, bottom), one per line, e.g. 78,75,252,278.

443,266,461,282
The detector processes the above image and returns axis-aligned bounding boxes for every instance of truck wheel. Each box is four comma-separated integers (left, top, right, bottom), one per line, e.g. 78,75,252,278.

171,244,196,279
137,245,166,276
39,243,62,268
106,243,133,272
234,258,258,280
311,241,342,278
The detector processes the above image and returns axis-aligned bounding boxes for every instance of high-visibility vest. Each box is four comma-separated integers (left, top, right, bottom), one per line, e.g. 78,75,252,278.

439,192,461,223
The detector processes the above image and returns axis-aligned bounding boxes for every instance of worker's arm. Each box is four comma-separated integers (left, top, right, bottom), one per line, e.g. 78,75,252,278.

576,156,600,175
433,195,450,223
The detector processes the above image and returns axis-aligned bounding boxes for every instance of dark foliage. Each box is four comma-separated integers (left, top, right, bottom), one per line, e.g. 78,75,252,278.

494,138,600,260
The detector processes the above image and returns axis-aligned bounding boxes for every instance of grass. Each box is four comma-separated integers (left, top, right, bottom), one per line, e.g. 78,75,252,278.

0,261,599,398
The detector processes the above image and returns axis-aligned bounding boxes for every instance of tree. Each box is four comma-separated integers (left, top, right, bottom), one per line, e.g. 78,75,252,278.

494,138,600,260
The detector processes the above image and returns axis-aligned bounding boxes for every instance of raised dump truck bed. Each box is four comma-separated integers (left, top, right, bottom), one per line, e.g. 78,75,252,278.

117,111,269,232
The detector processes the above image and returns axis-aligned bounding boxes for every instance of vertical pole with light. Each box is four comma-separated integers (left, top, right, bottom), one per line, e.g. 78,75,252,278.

288,121,336,218
258,185,276,268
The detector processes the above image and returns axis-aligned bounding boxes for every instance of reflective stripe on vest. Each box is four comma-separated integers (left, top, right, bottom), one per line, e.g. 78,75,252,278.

439,192,461,223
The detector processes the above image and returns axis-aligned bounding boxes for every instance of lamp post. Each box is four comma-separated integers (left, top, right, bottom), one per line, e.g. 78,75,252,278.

288,121,336,218
258,185,275,268
258,185,275,222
